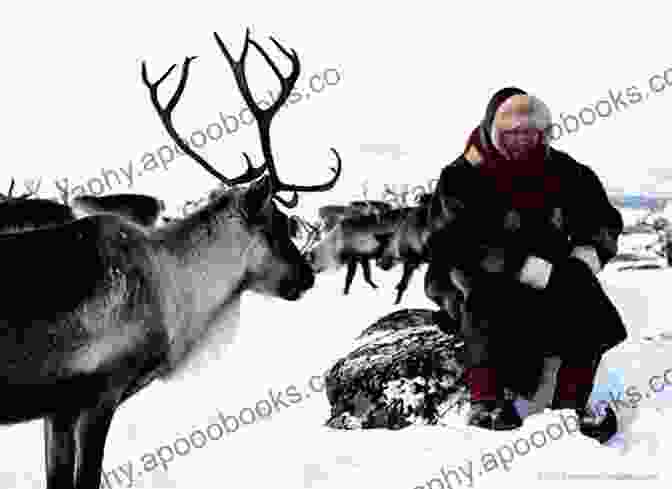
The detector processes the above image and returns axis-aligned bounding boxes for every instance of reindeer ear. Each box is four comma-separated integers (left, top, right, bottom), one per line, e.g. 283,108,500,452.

243,176,274,217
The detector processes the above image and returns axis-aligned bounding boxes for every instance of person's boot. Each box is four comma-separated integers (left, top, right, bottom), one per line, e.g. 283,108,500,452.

576,404,618,444
466,367,522,430
551,358,618,444
467,399,522,430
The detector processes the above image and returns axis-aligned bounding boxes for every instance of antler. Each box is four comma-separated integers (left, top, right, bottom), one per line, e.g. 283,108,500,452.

295,217,323,254
141,57,266,185
0,178,34,202
214,28,341,208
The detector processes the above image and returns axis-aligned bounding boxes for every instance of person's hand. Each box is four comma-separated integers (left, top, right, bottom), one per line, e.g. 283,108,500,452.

516,245,601,290
570,245,602,275
517,255,553,289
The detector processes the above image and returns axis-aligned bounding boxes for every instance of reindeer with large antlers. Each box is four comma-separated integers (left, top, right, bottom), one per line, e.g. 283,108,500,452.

0,29,340,489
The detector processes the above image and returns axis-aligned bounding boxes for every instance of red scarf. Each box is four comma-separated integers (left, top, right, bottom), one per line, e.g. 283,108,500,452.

464,127,561,210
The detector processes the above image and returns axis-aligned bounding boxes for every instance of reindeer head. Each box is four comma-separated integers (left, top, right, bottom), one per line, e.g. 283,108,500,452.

142,29,341,301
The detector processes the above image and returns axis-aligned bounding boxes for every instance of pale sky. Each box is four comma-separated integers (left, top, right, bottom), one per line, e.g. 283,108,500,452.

1,1,671,218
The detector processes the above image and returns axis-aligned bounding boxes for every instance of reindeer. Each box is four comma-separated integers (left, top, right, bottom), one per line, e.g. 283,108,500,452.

71,194,167,227
376,193,440,305
0,178,77,233
318,200,391,230
306,205,407,294
0,178,171,233
0,29,341,489
312,200,395,294
0,178,34,202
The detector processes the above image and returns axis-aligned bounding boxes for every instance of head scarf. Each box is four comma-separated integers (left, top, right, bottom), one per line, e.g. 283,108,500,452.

464,87,559,209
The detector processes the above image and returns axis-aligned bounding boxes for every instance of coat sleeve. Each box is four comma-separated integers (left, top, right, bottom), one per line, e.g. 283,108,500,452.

427,162,530,277
565,162,624,268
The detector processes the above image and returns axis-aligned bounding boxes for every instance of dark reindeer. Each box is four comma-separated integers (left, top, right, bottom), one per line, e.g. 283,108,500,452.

318,199,393,294
0,178,34,202
71,194,167,227
376,193,440,305
318,200,391,231
0,29,341,489
0,179,170,234
307,205,407,294
0,178,76,233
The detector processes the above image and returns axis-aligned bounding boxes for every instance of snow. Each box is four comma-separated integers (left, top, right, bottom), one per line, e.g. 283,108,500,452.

3,2,672,486
1,258,671,488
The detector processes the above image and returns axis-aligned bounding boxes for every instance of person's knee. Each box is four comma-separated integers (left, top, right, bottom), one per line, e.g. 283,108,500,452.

464,344,492,367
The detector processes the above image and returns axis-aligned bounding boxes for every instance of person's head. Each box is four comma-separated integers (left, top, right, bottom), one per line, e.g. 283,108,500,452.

481,87,552,161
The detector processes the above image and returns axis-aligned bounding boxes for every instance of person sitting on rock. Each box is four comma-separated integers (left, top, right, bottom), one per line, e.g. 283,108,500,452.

426,86,627,443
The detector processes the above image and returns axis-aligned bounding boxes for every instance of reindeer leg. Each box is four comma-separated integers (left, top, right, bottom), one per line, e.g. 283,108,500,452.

73,391,122,489
360,258,378,289
343,259,357,295
394,261,418,305
44,413,78,489
393,287,405,305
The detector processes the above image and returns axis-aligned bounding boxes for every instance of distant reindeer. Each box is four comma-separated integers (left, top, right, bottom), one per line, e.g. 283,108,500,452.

0,178,171,233
318,200,391,230
0,29,341,489
0,178,34,202
313,200,395,294
71,194,166,227
307,204,407,294
376,193,439,304
364,191,463,331
0,180,75,233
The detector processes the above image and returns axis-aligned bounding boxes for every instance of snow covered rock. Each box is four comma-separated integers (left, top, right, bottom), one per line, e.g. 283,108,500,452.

324,308,469,430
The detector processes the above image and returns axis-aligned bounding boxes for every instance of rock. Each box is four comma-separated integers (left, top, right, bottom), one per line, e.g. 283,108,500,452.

324,308,555,430
324,308,470,430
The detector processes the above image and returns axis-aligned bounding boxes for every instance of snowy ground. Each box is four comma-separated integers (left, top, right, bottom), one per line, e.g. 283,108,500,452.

1,260,671,488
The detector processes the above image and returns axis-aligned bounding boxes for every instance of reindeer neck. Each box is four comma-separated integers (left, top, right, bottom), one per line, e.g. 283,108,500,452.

148,192,255,377
151,194,253,313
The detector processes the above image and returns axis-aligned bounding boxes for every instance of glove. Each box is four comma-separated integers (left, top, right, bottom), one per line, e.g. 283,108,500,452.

517,255,553,289
570,245,602,275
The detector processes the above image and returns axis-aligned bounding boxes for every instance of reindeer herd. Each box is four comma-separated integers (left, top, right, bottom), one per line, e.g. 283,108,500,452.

0,29,457,489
